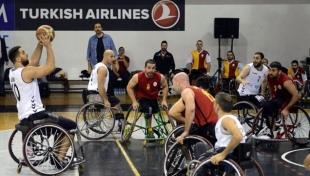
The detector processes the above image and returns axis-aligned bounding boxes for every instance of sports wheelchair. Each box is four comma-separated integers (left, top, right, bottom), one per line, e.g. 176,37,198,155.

163,135,214,176
252,104,310,146
76,101,123,140
189,139,264,176
8,118,85,175
215,78,239,95
121,103,175,146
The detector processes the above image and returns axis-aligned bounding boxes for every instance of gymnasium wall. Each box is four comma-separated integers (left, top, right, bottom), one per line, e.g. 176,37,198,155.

1,0,310,79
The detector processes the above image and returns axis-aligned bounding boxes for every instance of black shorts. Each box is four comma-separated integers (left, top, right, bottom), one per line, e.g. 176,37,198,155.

262,98,284,118
189,69,206,83
138,98,159,114
20,110,77,131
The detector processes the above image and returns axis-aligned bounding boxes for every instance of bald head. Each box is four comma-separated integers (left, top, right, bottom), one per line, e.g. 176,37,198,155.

173,72,189,83
103,49,115,65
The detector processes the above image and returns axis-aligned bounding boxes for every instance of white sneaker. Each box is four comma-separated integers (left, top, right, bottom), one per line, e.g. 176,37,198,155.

257,126,272,139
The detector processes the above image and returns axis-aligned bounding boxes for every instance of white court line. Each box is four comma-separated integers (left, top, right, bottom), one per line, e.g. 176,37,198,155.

281,148,310,167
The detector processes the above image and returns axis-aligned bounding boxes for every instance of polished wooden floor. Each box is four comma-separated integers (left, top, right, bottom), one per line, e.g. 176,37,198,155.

1,92,310,176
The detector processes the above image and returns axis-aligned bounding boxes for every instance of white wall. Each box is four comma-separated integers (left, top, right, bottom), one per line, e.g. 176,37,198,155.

3,2,310,79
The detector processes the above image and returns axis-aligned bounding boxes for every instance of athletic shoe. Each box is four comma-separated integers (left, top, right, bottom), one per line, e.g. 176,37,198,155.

257,126,272,139
146,131,155,138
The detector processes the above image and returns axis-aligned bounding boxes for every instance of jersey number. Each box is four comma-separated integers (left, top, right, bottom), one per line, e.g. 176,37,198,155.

11,83,21,101
202,89,215,102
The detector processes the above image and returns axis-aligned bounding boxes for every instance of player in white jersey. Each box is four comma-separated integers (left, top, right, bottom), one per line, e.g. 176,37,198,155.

87,50,124,132
8,35,76,169
194,92,247,165
236,52,268,108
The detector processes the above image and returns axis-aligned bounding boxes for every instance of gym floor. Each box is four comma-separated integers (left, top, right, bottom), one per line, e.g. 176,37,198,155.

1,93,310,176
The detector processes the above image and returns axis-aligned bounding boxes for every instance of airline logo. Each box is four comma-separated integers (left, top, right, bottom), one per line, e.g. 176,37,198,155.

152,0,180,29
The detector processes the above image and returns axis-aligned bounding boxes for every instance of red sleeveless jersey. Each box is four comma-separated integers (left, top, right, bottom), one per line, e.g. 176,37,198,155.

186,86,218,126
267,72,293,102
136,71,161,100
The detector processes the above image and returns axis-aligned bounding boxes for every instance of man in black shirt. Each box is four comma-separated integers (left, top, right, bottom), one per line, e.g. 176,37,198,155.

153,41,175,81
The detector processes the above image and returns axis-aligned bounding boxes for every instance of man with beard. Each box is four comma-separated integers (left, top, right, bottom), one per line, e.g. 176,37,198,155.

288,60,307,96
236,52,269,108
153,41,175,81
258,61,299,138
86,23,119,95
188,40,212,85
8,35,76,168
221,51,244,93
126,59,168,138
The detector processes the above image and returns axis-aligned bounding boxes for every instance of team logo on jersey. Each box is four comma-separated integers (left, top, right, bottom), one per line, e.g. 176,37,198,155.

147,84,150,90
232,64,235,67
278,85,281,89
152,0,180,29
297,75,299,78
153,82,158,87
201,54,204,57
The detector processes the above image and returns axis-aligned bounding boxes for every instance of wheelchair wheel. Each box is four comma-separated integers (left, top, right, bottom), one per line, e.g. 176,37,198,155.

191,157,244,176
228,79,239,95
232,101,258,136
23,123,75,176
163,135,213,176
243,157,264,176
251,109,266,137
157,105,176,138
283,105,310,146
164,125,184,155
8,129,27,166
121,106,139,144
76,102,115,140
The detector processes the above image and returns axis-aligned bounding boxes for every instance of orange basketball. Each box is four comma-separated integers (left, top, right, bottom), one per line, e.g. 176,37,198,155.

36,25,55,42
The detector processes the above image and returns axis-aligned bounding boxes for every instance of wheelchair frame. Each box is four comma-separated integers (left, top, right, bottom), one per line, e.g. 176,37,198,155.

121,104,175,146
8,121,85,175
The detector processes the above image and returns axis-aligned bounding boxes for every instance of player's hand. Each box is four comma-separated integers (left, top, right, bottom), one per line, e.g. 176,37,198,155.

132,102,139,110
104,100,111,109
241,80,248,85
281,108,289,118
176,132,188,144
210,153,226,165
161,101,168,109
38,34,51,47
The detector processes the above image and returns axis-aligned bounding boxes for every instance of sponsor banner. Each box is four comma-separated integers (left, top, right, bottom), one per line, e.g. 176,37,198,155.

12,0,184,31
0,0,15,30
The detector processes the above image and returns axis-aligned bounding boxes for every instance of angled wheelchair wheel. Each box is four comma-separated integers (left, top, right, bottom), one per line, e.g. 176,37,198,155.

229,79,239,95
8,129,27,167
232,101,258,136
251,109,266,137
23,123,75,176
283,105,310,146
76,102,115,140
243,157,264,176
157,105,176,139
163,135,213,176
191,157,244,176
121,106,139,144
164,125,184,155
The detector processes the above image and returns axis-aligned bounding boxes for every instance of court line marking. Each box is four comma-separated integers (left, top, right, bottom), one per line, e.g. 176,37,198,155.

281,148,310,167
112,133,141,176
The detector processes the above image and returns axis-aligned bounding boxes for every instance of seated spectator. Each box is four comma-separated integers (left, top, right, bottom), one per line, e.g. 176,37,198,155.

288,60,307,95
113,47,130,88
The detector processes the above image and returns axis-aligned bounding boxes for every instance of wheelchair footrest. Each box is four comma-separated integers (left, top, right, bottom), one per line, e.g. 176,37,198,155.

71,157,86,167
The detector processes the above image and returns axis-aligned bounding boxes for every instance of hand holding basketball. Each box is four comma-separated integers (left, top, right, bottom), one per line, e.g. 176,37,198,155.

36,25,55,42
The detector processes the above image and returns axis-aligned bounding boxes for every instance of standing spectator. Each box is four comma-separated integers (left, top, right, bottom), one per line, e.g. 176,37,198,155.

153,40,175,81
288,60,307,96
262,58,270,69
113,47,130,88
86,23,118,74
187,40,211,85
0,29,9,96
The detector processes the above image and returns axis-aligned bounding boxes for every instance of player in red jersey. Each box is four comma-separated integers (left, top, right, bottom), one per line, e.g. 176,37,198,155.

126,59,168,138
258,61,299,138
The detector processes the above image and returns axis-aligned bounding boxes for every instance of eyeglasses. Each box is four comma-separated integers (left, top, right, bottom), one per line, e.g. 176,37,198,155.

292,65,298,67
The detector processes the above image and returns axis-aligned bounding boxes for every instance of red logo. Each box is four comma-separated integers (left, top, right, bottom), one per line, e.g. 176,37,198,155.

152,0,180,29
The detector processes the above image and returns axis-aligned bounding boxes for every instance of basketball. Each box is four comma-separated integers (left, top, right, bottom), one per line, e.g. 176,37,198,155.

36,25,55,42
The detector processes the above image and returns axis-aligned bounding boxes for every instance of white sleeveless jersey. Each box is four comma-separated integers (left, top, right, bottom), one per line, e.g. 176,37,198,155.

237,63,268,95
214,115,246,149
9,68,45,120
87,62,109,92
